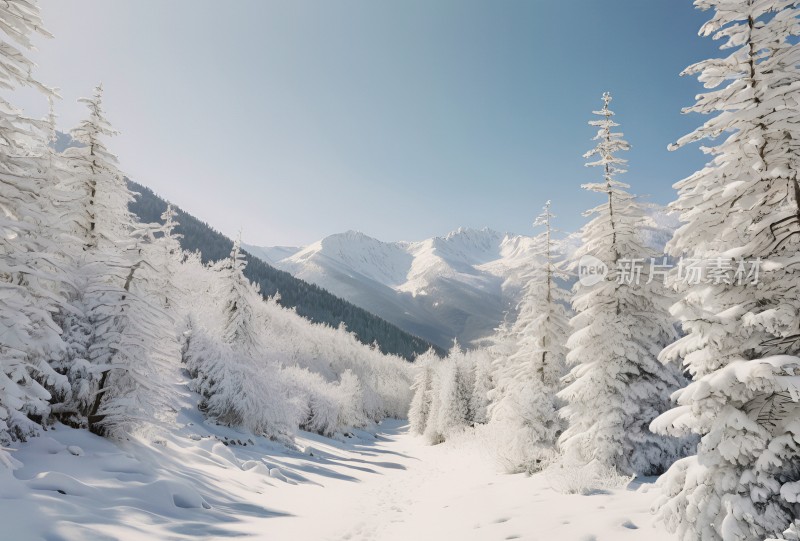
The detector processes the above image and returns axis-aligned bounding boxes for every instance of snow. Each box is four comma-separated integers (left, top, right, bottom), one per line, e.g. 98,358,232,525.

1,374,672,540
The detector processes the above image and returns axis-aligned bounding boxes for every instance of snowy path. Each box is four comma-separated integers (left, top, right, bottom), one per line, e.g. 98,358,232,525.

257,420,673,541
1,415,674,541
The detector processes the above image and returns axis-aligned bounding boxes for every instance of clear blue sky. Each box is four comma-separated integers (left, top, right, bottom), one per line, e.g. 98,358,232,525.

17,0,720,246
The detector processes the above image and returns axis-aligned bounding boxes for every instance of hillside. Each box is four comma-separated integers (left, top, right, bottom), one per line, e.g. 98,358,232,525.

54,131,438,360
127,181,441,360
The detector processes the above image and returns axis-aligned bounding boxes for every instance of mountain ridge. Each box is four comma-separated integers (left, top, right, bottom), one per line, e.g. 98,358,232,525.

246,207,677,349
245,227,541,349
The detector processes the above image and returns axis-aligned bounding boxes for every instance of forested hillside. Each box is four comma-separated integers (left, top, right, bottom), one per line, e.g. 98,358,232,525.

127,180,440,360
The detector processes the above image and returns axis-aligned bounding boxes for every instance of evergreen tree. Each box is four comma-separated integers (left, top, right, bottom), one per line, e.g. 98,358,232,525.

489,201,570,471
651,3,800,539
145,205,185,312
214,234,265,357
470,348,494,425
409,349,438,435
55,86,175,437
559,93,686,477
0,0,62,454
422,342,473,444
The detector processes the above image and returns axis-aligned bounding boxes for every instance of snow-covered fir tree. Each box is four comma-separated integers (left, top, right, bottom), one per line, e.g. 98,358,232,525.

0,0,64,453
63,85,132,250
214,234,266,357
145,205,185,312
470,348,494,425
423,342,469,444
489,200,570,472
83,244,178,438
409,349,439,434
558,93,687,477
651,2,800,539
183,319,295,441
52,86,177,437
411,342,490,444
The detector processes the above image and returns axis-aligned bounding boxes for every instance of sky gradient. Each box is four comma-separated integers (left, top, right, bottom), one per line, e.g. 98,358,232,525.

17,0,721,246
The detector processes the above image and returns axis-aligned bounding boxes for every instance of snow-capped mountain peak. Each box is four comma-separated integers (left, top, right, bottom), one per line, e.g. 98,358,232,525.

245,227,537,348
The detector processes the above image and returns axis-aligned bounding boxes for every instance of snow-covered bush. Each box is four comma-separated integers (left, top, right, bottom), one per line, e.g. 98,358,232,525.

183,324,295,442
545,460,634,496
489,383,563,474
280,366,367,436
767,522,800,541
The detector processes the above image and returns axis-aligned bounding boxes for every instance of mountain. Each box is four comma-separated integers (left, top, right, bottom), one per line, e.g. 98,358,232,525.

245,228,538,349
246,206,678,350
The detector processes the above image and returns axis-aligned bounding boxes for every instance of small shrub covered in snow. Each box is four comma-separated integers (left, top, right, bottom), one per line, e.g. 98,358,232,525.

545,460,634,496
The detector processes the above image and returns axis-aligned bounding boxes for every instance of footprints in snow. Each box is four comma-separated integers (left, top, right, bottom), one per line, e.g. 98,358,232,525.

471,515,522,540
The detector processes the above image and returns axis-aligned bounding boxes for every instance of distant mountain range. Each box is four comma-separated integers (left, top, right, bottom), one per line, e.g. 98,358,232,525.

247,228,537,349
246,207,677,350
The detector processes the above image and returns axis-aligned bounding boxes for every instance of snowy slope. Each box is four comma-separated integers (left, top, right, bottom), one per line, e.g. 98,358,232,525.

245,205,676,349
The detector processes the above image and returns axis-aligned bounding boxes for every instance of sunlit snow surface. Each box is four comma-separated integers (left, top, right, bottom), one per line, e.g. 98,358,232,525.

1,378,671,540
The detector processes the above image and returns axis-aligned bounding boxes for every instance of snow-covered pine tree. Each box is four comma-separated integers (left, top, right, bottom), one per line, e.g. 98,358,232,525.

470,348,494,425
89,205,187,437
52,86,176,437
489,201,571,471
0,0,64,455
146,205,185,312
84,242,177,438
423,342,473,444
56,85,129,426
409,349,439,435
558,93,686,477
63,85,132,250
651,3,800,539
181,234,301,439
19,96,77,414
214,234,265,358
485,317,515,408
183,321,295,441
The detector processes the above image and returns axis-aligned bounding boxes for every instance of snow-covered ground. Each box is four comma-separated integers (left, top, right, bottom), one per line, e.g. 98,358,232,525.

1,379,672,541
